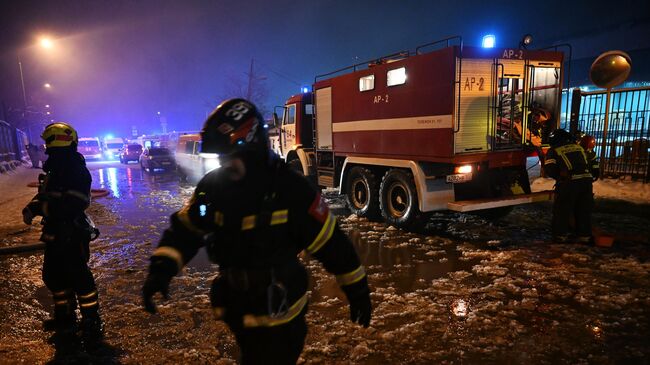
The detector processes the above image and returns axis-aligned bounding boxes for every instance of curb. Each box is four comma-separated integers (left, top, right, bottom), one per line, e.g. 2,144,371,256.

0,242,45,255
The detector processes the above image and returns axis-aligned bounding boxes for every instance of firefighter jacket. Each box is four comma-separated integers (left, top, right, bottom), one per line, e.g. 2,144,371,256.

544,143,593,183
25,150,92,243
151,159,367,328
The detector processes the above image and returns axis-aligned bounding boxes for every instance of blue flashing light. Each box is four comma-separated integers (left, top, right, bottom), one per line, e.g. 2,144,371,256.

301,86,309,93
105,134,114,140
482,34,496,48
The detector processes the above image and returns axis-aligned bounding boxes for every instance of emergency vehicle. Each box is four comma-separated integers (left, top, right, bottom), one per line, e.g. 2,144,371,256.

274,36,562,227
175,133,220,182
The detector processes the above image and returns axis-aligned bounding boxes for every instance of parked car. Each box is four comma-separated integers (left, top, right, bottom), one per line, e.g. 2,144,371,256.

119,144,143,164
140,147,175,172
78,137,103,161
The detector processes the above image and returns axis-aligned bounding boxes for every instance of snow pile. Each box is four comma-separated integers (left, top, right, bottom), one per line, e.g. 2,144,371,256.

532,177,650,204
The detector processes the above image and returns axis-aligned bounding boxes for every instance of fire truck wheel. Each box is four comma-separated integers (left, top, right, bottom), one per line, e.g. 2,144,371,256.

380,169,420,228
345,166,380,219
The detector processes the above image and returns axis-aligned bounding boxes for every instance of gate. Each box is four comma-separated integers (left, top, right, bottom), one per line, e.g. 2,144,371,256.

569,86,650,182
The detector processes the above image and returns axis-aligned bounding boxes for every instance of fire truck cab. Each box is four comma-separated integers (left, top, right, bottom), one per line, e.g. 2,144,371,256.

274,37,562,228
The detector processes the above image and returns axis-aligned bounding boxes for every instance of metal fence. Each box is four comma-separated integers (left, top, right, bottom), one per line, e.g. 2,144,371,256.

569,86,650,182
0,120,28,164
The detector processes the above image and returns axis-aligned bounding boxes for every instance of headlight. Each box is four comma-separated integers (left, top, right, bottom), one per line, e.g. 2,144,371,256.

201,153,220,173
454,165,473,174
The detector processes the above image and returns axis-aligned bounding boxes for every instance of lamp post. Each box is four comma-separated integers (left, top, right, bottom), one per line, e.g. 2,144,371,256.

16,36,55,141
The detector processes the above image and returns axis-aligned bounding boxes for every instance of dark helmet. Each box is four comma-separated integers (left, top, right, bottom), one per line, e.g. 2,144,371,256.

200,98,269,155
549,129,574,147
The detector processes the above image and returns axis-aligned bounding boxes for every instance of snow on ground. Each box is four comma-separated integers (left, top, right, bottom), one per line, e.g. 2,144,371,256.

1,163,649,364
532,176,650,203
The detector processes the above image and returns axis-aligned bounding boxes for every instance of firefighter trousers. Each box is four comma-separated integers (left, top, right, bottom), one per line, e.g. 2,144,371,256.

227,307,308,365
552,179,594,239
42,237,99,319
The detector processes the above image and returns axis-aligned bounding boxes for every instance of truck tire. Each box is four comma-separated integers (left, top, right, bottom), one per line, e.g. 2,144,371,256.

345,166,380,219
379,169,421,228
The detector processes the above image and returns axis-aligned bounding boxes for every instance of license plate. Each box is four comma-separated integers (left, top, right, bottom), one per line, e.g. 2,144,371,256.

446,173,472,183
161,161,171,165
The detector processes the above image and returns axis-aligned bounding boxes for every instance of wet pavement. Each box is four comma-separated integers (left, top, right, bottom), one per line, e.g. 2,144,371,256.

1,161,649,364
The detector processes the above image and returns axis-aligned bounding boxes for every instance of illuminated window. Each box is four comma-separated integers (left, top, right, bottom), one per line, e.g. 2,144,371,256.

387,67,406,86
359,75,375,91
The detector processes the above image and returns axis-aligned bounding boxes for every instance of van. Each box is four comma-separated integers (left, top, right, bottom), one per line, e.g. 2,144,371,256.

78,137,103,161
103,137,125,160
175,133,220,183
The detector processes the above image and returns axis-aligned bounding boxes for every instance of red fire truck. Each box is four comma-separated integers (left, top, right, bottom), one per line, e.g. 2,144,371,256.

274,37,562,228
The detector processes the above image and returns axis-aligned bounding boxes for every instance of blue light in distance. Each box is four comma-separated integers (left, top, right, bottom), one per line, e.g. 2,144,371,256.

482,34,496,48
105,134,114,140
301,86,309,93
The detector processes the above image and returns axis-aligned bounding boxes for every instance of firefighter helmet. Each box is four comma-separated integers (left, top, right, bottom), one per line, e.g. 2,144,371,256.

548,129,574,147
531,108,551,123
41,122,78,149
200,98,269,155
579,134,596,151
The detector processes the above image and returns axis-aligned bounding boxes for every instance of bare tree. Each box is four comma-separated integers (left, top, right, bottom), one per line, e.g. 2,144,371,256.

206,59,270,118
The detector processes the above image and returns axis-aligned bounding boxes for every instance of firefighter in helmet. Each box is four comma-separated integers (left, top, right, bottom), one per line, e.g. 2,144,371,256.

22,122,103,343
142,99,372,364
543,129,594,243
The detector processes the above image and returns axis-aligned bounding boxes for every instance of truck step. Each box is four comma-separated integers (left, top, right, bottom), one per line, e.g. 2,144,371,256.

447,191,553,212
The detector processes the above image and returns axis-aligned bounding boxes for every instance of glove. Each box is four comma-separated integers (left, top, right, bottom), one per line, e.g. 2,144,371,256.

142,271,172,314
22,207,34,225
341,276,372,328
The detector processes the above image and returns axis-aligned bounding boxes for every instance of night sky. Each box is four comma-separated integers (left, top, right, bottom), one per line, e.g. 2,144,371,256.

0,0,647,138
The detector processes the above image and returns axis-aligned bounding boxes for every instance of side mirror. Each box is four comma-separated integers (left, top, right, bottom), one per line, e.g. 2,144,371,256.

273,105,286,127
589,50,631,89
272,112,280,127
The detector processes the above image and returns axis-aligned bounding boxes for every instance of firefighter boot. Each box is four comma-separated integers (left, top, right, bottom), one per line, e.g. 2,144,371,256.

46,303,79,349
79,308,104,346
77,289,104,347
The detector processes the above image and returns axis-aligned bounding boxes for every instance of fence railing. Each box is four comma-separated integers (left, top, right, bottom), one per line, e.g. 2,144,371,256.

569,86,650,182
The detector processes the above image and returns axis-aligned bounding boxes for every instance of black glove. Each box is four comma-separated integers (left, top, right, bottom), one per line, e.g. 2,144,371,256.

22,207,34,225
341,276,372,328
142,257,177,314
142,272,172,314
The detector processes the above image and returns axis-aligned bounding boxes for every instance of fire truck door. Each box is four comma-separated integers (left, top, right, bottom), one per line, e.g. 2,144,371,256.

315,87,333,149
455,59,494,154
494,59,527,149
281,103,297,154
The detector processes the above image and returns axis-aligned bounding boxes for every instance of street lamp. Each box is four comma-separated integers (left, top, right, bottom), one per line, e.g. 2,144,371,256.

43,83,52,89
16,36,56,141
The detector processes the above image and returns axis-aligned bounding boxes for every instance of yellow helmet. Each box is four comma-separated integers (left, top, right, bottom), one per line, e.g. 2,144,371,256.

41,122,79,148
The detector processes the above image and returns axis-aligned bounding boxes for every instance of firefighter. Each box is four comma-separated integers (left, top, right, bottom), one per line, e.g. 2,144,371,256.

543,129,594,243
142,99,372,364
22,122,103,343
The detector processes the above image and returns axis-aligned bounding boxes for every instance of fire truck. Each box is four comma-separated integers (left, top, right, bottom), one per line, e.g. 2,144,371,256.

273,36,563,228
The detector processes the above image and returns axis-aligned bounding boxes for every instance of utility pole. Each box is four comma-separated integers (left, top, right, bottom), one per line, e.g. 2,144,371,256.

246,58,254,100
